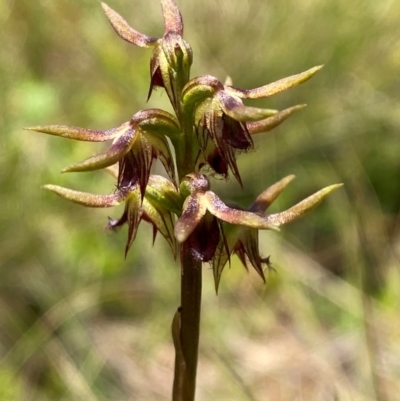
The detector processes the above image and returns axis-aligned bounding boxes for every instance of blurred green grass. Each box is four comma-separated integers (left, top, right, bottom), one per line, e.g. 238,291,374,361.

1,0,400,400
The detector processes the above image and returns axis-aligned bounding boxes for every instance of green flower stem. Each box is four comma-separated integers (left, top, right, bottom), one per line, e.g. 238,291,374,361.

173,136,192,181
171,86,204,400
173,241,202,401
173,119,199,181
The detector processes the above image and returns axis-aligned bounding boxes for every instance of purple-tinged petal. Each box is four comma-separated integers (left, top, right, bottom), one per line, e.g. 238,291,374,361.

247,105,306,135
101,2,158,47
204,192,279,231
63,126,136,173
174,192,207,242
226,65,323,99
161,0,183,35
266,184,343,226
249,175,296,213
43,185,124,207
24,124,125,142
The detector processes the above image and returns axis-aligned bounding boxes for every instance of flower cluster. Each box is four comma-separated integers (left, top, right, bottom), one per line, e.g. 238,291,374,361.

27,0,341,290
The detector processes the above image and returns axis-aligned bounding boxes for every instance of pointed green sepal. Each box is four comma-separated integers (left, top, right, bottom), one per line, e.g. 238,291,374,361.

161,0,183,35
62,126,136,173
247,105,306,135
101,2,158,47
227,65,323,99
24,124,123,142
204,192,279,231
43,185,123,207
266,183,343,226
249,175,296,213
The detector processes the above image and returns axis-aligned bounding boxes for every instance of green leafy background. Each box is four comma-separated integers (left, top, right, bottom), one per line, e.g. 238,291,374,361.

1,0,399,400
